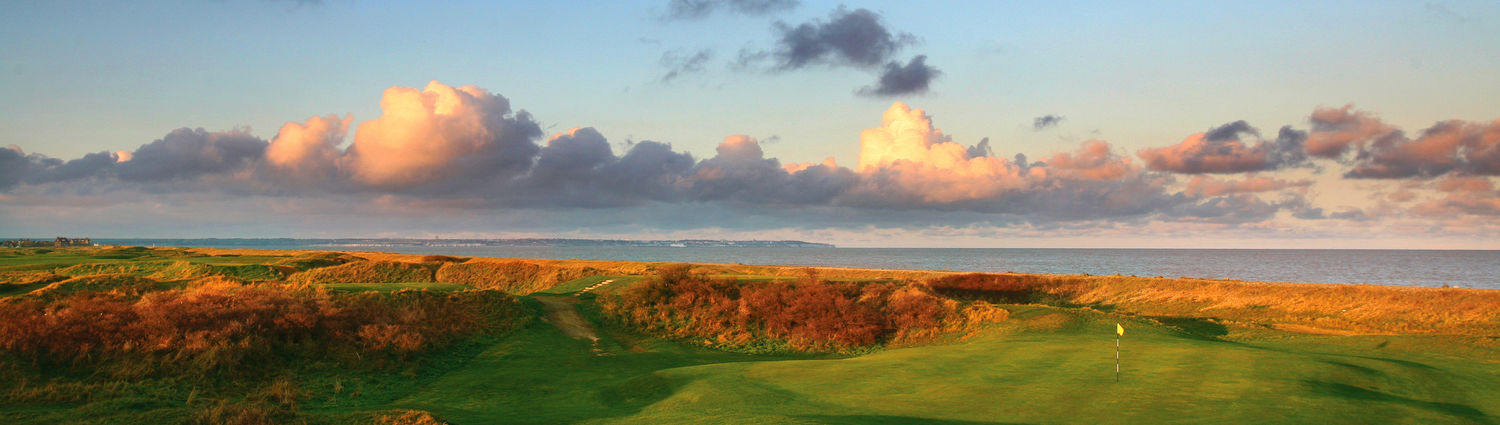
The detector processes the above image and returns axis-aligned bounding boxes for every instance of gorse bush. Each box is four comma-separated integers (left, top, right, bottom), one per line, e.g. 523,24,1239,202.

600,265,958,351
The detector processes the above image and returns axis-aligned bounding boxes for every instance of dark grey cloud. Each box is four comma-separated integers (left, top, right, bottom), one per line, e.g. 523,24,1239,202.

28,151,118,184
858,55,938,97
1139,121,1309,174
117,128,266,182
966,137,993,158
729,7,940,97
770,7,913,69
0,146,32,190
1341,119,1500,179
659,49,714,82
663,0,798,20
1203,120,1259,142
1033,115,1064,131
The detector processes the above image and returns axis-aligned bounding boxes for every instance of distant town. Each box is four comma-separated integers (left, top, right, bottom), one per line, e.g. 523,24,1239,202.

1,237,94,248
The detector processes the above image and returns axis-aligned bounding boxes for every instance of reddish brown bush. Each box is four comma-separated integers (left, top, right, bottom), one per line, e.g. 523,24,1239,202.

0,282,528,372
926,273,1073,304
600,269,955,351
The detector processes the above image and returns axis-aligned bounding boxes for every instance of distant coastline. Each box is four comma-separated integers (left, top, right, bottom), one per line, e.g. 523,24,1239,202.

20,237,837,249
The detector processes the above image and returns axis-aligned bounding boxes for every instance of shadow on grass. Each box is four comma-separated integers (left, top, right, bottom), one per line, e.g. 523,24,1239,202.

796,414,1030,424
1147,316,1229,341
1303,380,1488,420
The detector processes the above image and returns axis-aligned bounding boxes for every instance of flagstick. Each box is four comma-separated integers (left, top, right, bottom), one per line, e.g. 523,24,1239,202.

1115,335,1120,382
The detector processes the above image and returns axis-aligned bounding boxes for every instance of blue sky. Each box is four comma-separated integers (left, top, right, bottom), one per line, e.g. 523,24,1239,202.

2,0,1499,247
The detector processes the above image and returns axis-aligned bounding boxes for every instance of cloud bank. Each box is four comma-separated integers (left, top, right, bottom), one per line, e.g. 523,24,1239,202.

4,80,1498,241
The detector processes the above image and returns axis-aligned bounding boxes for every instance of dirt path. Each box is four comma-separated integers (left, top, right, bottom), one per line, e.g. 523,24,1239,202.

535,296,609,355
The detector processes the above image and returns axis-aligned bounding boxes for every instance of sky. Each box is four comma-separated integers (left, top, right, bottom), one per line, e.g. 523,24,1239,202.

2,0,1499,248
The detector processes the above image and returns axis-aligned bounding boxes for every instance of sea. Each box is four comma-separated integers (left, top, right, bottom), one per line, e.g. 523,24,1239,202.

77,239,1500,290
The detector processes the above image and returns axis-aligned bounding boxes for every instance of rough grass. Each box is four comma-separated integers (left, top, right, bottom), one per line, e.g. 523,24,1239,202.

929,273,1500,336
321,282,470,293
272,252,364,271
435,260,596,295
28,274,163,299
288,261,438,286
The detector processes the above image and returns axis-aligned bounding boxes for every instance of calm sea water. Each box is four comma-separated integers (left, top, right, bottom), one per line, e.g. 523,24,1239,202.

90,240,1500,290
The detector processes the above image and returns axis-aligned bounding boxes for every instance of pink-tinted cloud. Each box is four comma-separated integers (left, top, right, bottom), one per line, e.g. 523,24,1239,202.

1411,177,1500,216
1138,121,1307,174
1306,105,1398,158
265,114,351,180
1183,175,1311,197
1343,118,1500,179
342,81,541,189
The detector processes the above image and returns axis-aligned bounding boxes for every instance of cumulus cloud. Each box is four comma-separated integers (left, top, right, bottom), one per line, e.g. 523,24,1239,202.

342,81,542,190
1033,115,1064,131
1306,105,1399,159
663,0,798,20
858,55,939,97
116,128,266,182
1139,120,1308,174
843,102,1175,220
23,81,1488,238
516,128,695,206
265,114,351,183
0,146,31,190
1340,118,1500,179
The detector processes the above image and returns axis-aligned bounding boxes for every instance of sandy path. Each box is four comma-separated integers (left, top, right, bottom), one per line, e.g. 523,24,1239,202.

535,296,600,343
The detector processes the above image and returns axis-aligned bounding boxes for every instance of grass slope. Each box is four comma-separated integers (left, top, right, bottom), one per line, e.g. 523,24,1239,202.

359,303,1499,424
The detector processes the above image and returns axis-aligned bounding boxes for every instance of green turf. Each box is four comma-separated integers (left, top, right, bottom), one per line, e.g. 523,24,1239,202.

539,276,644,295
319,282,469,293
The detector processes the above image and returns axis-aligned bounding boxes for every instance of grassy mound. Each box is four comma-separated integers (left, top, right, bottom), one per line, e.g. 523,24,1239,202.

599,266,977,352
29,274,163,299
436,260,594,294
288,261,438,285
273,252,364,271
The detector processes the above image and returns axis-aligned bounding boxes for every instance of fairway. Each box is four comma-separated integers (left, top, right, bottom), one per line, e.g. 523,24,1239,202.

374,304,1500,424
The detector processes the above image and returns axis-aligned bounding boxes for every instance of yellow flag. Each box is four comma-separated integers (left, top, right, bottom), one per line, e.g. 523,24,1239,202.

1116,323,1124,336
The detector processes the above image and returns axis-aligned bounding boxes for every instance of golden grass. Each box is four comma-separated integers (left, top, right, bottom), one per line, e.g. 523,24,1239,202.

1025,274,1500,336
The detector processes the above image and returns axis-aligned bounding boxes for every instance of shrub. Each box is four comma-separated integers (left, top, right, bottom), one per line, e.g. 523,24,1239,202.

600,268,957,352
0,282,530,372
287,261,437,285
